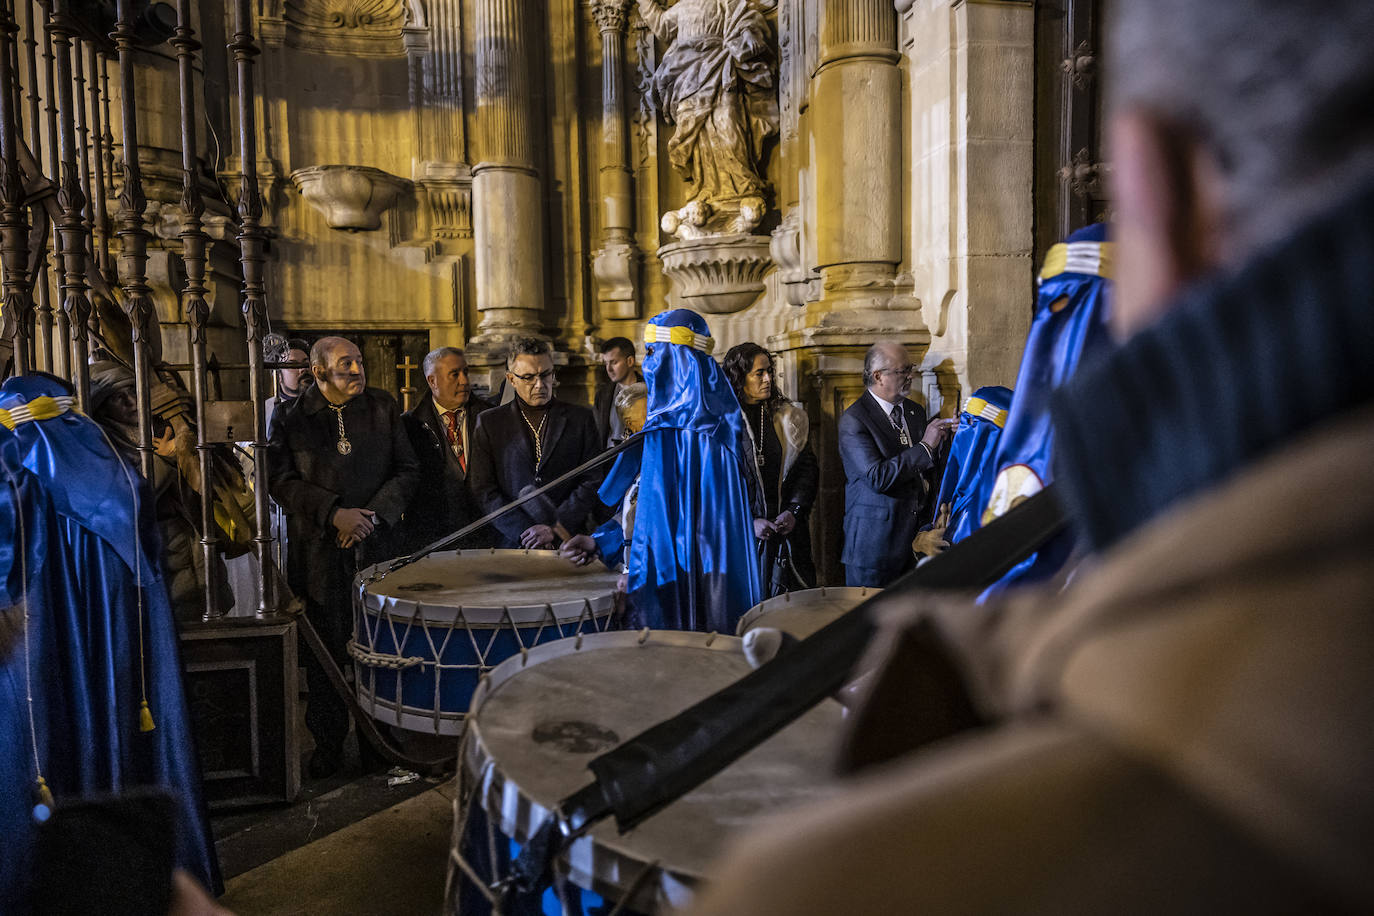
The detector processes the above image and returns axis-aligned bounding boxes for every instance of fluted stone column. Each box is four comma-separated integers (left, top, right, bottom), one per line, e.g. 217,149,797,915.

590,0,639,318
811,0,906,318
469,0,544,360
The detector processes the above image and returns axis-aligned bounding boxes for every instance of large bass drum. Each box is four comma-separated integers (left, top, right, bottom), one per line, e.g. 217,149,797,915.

735,586,879,641
352,549,621,736
449,630,844,914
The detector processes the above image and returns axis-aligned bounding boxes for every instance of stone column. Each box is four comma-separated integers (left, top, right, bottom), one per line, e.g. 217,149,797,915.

590,0,639,319
468,0,544,363
810,0,907,322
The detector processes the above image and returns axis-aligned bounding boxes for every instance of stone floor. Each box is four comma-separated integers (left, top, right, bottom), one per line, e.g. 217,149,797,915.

211,732,459,915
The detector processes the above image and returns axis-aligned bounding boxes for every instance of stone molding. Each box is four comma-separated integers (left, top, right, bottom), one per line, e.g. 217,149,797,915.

659,234,773,314
264,0,413,57
290,165,412,231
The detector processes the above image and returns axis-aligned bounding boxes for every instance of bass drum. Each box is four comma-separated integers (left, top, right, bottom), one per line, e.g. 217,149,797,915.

735,586,880,641
352,549,621,736
449,630,845,914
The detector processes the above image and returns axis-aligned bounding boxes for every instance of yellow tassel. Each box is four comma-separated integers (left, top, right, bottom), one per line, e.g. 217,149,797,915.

36,776,53,808
138,699,156,733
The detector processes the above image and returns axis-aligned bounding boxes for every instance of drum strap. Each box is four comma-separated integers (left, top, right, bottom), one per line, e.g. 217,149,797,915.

507,486,1068,899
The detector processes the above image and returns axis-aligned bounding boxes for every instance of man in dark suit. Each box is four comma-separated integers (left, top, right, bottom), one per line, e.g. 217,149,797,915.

838,341,955,586
268,336,419,778
468,337,604,549
593,336,643,448
400,346,496,553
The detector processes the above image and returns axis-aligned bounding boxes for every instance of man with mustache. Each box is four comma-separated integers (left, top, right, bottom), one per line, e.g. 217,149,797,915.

267,336,419,779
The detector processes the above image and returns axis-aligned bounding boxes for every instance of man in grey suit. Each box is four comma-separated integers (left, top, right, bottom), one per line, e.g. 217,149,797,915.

838,341,955,587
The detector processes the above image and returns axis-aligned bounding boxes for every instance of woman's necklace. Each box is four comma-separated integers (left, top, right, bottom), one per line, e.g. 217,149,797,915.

328,403,352,455
520,407,549,467
754,402,766,468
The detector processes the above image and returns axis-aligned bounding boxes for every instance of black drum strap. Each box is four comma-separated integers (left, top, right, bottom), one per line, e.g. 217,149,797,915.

506,486,1067,897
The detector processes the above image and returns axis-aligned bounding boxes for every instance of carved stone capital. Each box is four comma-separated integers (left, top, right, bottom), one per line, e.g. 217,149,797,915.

592,239,641,317
591,0,632,33
658,234,772,314
417,175,473,240
290,165,412,231
769,210,814,307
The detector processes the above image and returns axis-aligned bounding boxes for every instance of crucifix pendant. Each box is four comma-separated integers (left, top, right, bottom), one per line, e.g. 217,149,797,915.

337,438,352,456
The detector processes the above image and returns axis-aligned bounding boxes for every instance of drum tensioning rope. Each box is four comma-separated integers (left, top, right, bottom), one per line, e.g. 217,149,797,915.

368,431,646,584
502,487,1068,905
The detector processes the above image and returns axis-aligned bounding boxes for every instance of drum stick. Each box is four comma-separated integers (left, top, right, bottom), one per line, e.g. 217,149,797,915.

370,431,646,582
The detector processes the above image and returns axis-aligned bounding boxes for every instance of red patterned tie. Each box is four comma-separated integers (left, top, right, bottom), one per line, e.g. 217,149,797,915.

445,409,466,473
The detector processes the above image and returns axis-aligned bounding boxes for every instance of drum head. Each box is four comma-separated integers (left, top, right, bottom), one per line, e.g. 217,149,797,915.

464,631,844,912
358,549,621,625
736,586,879,639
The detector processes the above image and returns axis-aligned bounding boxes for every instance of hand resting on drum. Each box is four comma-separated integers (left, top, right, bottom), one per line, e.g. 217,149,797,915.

559,533,597,567
333,506,377,548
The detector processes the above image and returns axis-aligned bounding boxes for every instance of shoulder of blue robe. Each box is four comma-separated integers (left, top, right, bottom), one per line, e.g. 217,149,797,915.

0,376,158,582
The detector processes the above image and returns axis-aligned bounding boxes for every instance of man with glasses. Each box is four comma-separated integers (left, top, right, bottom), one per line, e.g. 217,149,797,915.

468,337,604,549
837,341,955,587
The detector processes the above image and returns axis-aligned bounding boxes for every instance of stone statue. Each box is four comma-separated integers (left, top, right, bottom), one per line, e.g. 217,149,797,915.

638,0,779,239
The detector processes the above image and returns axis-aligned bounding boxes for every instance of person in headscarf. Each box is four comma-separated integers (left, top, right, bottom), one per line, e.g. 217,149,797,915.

88,358,234,620
564,309,761,632
0,374,220,908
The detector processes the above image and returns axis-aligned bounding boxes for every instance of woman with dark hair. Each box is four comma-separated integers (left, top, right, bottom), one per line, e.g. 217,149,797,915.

724,342,819,593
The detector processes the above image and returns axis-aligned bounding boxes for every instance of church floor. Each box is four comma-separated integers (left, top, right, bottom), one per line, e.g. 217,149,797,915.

215,771,456,915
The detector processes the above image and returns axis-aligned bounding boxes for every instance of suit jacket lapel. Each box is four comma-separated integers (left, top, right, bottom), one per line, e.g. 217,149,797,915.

858,391,900,456
542,401,568,474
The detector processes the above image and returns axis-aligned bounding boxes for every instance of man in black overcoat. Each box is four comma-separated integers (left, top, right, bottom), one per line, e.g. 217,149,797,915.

593,336,643,449
838,341,955,587
468,337,604,549
267,336,420,778
400,346,496,553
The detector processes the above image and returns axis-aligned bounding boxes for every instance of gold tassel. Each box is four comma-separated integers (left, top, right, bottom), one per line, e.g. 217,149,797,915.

36,776,53,809
138,699,156,733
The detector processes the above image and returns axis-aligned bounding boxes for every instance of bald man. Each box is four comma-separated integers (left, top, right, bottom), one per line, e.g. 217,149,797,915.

267,336,419,779
838,341,954,586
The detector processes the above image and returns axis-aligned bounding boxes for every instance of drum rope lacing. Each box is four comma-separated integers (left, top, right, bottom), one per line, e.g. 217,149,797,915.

346,639,425,669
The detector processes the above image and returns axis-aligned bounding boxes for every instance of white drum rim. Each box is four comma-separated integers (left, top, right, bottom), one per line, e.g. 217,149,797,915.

355,548,621,626
463,630,745,911
735,585,880,636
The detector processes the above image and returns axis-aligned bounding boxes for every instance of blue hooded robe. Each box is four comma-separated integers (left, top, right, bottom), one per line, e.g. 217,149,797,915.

596,309,761,633
932,386,1013,545
977,223,1114,595
0,375,220,907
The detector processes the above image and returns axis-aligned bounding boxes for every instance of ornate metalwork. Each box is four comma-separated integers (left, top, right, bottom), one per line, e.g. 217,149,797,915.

20,0,52,371
87,43,109,279
49,0,91,404
1061,39,1096,91
0,0,34,373
1058,147,1103,200
173,0,222,619
232,0,273,616
112,0,156,480
40,1,68,377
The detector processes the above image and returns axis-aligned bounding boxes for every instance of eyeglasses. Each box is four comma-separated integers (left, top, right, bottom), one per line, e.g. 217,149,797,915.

877,364,916,377
510,369,555,383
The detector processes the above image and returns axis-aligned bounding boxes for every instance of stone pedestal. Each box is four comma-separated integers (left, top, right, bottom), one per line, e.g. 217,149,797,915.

658,234,772,315
290,165,410,231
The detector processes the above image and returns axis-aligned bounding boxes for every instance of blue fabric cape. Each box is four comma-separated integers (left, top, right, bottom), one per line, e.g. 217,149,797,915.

934,386,1013,545
0,375,220,907
978,224,1114,596
597,309,761,632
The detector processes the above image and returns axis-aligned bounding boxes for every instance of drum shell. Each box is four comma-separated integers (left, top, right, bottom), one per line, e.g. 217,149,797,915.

353,549,620,736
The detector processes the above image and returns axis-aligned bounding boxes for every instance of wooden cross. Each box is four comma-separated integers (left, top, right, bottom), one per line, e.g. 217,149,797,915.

397,356,421,412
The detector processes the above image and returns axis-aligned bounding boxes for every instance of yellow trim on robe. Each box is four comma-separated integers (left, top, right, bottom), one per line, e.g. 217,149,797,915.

643,323,717,354
1040,240,1114,282
0,395,76,430
963,396,1008,428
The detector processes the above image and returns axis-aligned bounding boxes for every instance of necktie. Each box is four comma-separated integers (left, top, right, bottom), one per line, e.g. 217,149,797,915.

890,404,911,446
445,409,466,473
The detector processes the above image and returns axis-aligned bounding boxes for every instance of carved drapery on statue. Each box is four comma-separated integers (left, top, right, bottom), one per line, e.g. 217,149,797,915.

639,0,779,239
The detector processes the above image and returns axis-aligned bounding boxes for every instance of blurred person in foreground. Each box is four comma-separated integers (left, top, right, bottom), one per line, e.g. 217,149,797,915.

691,2,1374,913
